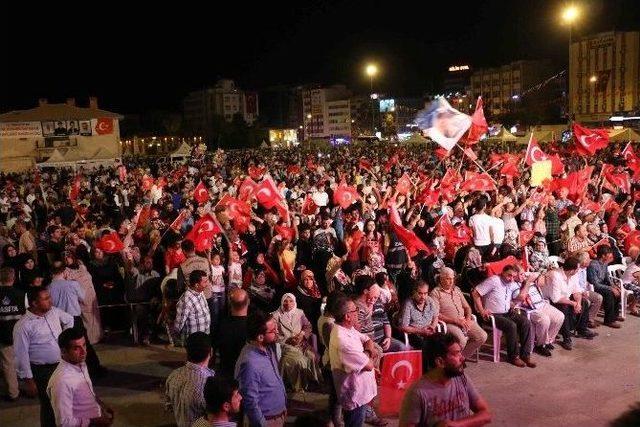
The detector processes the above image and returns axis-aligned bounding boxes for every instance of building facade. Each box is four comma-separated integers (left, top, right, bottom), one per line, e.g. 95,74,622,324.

0,98,122,172
183,79,259,141
569,31,640,124
301,85,352,139
470,60,554,116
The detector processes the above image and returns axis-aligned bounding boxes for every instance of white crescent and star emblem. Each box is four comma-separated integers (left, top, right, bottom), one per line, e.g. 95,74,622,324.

390,360,414,390
257,188,272,199
200,220,214,233
530,146,547,162
197,188,208,199
103,240,116,252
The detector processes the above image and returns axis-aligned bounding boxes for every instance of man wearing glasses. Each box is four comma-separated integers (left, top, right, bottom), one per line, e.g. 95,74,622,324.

235,311,287,427
329,295,379,427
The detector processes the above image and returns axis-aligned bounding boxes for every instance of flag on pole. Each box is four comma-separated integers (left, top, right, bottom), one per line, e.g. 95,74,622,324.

524,135,549,166
464,96,488,145
415,97,472,151
572,123,609,156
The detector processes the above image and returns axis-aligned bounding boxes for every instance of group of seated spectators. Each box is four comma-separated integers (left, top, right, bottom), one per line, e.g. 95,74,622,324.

0,140,639,426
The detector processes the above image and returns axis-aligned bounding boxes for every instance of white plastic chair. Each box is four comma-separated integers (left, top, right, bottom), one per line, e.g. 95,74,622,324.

488,309,530,363
608,264,632,319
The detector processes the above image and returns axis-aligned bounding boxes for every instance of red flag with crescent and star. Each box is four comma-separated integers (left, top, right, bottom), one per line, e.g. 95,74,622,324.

193,181,210,204
255,178,283,209
95,232,125,254
185,214,222,252
94,118,113,135
377,350,423,416
572,123,609,156
524,135,549,166
333,184,359,209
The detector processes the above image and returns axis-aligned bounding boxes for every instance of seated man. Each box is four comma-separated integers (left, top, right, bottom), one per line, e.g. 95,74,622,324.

576,251,603,328
515,268,564,357
587,245,622,328
398,280,440,349
544,257,597,350
472,264,536,368
566,224,593,257
429,268,487,358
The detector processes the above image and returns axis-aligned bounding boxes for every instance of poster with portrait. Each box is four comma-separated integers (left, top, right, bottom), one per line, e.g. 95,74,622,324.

79,120,92,136
67,120,80,135
53,121,68,136
42,121,56,136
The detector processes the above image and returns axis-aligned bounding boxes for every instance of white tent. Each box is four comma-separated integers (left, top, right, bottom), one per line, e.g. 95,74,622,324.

488,128,518,143
608,128,640,142
37,149,75,168
91,147,117,159
170,142,192,159
403,133,429,145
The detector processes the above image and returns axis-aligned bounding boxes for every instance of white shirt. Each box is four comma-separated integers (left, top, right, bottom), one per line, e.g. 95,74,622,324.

312,191,329,207
489,216,505,245
329,323,377,410
468,213,492,246
47,359,101,427
475,275,520,314
544,269,581,303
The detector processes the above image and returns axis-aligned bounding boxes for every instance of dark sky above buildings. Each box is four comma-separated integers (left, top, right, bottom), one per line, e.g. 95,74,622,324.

2,0,638,113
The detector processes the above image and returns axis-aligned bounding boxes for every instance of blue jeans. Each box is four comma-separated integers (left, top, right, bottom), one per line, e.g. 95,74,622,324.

343,405,367,427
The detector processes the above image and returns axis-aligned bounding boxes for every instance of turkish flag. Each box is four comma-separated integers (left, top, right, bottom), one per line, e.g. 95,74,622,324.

459,173,497,193
248,165,266,180
525,136,549,166
581,199,601,213
306,158,317,171
463,96,488,145
416,188,440,208
95,232,125,253
94,118,114,135
384,155,399,172
549,154,565,175
500,161,520,178
233,214,251,233
441,168,462,189
275,224,295,241
390,221,431,257
602,197,620,212
572,123,609,156
521,246,530,272
238,177,258,201
333,184,359,209
396,173,413,194
377,350,423,416
135,205,151,229
275,201,291,224
185,214,222,252
358,158,373,172
302,194,318,215
169,210,188,231
485,255,520,276
193,181,210,204
624,230,640,253
438,216,473,245
217,194,252,220
603,164,631,194
255,178,283,209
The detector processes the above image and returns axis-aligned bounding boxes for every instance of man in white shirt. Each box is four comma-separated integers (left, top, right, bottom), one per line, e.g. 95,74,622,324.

544,257,597,350
329,295,378,427
312,183,329,207
468,199,493,259
472,265,536,368
47,328,114,426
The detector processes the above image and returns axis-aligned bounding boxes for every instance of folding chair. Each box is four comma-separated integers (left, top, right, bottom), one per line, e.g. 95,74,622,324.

608,264,632,319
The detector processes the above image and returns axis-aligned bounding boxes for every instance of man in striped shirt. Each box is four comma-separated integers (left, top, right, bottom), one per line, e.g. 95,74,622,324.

174,270,211,340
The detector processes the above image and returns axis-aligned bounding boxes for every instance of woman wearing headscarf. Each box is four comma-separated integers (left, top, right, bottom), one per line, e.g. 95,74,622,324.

64,251,103,344
528,236,553,273
1,244,25,275
88,247,126,331
294,270,322,333
271,293,320,392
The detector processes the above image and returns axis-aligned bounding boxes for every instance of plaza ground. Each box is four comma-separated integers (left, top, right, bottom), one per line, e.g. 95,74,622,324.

1,316,638,427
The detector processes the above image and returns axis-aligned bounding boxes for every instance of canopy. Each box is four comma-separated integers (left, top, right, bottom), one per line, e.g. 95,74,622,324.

487,128,517,143
403,133,429,145
608,128,640,142
170,142,192,158
91,147,116,159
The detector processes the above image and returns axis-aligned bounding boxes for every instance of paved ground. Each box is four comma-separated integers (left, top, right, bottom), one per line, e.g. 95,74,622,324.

1,315,639,427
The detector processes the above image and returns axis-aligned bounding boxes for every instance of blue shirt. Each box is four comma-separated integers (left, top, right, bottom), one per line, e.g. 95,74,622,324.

13,307,74,378
587,260,611,290
234,343,286,427
48,278,85,317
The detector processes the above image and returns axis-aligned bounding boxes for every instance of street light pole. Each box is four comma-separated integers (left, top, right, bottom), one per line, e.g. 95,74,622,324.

365,63,378,136
562,5,579,122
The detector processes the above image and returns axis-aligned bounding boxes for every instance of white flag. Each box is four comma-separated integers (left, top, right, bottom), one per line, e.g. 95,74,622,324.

415,97,472,151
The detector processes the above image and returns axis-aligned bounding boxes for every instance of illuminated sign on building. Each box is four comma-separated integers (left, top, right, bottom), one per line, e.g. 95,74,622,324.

379,99,395,112
448,65,470,72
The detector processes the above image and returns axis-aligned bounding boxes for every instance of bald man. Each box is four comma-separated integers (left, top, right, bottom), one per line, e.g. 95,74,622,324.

212,289,249,376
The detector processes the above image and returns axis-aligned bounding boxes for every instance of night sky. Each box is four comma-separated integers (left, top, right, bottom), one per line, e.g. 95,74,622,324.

2,0,638,114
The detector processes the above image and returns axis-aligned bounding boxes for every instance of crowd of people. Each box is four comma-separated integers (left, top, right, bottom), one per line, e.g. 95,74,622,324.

0,138,639,426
